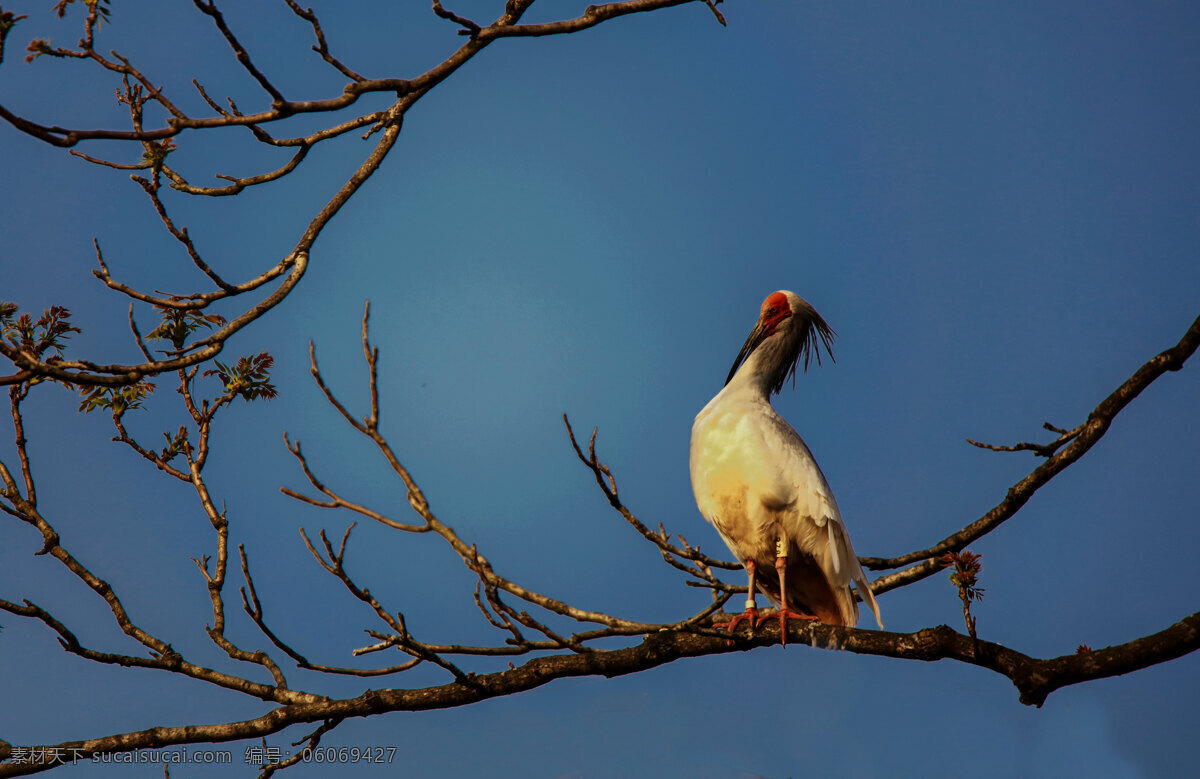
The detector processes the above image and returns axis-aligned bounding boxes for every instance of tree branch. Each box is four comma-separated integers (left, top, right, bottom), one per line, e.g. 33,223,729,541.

7,608,1197,774
861,312,1200,571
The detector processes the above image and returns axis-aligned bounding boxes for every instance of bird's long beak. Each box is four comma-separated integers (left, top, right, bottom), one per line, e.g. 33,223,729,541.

725,319,769,385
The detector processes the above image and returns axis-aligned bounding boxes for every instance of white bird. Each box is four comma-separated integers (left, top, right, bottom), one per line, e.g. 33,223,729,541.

690,290,882,642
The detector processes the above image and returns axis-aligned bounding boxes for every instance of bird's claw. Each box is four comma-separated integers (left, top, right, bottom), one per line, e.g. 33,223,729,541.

754,607,818,648
715,608,760,643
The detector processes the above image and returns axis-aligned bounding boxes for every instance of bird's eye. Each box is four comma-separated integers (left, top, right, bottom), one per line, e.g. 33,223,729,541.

765,307,777,316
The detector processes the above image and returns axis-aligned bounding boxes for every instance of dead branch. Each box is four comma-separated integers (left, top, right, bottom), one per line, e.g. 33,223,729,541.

282,304,730,650
2,0,714,390
5,609,1197,775
282,0,365,81
861,312,1200,572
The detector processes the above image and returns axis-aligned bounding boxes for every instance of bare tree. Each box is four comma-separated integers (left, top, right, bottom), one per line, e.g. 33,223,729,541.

1,1,1197,775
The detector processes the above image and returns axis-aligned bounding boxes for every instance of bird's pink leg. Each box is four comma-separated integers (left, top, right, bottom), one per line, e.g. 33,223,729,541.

755,549,817,647
715,559,760,635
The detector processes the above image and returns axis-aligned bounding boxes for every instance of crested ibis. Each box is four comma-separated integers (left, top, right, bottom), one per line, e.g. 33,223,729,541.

689,291,883,643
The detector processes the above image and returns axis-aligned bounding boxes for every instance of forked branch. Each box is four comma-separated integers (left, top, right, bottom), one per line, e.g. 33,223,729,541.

280,303,735,659
861,312,1200,573
1,0,718,390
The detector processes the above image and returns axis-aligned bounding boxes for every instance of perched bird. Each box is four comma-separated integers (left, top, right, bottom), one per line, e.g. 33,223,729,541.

689,291,882,642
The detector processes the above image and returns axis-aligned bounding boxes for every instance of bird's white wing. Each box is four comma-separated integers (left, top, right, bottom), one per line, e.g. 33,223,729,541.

691,388,882,628
763,409,884,629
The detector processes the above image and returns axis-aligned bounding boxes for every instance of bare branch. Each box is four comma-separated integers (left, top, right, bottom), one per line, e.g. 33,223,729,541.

191,0,286,105
564,414,740,571
479,0,702,39
257,717,344,779
862,312,1200,571
282,0,366,81
966,420,1084,457
432,1,482,36
7,384,36,506
702,0,727,26
238,545,420,677
67,149,151,170
1,0,717,394
2,119,401,387
130,175,235,291
7,610,1197,774
165,144,312,196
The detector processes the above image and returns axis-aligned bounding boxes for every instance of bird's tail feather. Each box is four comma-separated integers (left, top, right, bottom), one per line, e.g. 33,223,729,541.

831,520,884,629
853,566,884,629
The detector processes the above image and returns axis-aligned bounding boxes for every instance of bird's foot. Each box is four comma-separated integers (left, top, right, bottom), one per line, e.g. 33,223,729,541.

755,607,818,647
714,608,760,642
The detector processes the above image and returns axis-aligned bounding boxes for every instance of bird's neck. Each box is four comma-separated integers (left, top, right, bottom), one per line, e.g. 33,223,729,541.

727,336,797,400
725,348,779,400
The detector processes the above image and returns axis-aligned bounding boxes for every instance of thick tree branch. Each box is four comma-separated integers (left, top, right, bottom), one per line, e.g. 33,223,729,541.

7,608,1198,775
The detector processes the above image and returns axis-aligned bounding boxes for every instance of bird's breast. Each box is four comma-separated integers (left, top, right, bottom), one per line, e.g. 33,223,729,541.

691,400,795,506
690,391,838,558
691,401,787,550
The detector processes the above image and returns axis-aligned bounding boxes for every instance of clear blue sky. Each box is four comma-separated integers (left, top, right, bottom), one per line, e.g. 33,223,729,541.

1,1,1198,776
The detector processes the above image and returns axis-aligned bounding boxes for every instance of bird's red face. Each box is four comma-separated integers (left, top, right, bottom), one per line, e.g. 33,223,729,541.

725,291,794,385
724,289,833,389
759,291,793,336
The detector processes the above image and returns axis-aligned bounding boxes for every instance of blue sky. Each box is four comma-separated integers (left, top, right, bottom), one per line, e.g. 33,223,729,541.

1,1,1198,776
